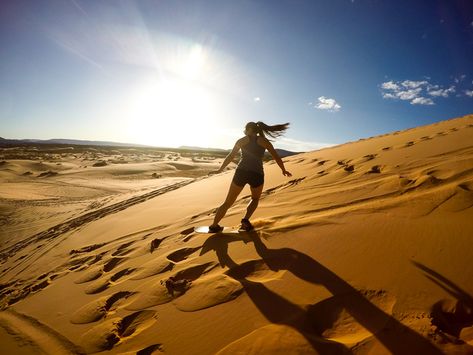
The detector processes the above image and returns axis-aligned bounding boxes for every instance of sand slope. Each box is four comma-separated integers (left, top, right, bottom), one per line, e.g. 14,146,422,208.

1,114,473,354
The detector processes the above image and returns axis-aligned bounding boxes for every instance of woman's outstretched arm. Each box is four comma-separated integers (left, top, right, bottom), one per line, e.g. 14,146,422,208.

259,138,292,177
212,140,242,174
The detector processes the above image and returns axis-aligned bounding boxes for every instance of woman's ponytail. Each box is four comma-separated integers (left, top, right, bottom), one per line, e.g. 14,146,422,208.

256,121,290,139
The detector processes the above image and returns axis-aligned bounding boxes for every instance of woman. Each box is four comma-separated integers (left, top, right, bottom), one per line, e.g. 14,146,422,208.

209,121,292,232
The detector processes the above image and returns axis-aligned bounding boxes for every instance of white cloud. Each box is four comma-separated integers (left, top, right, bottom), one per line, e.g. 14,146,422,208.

382,93,397,99
253,97,261,102
465,90,473,97
381,81,399,90
428,86,455,97
411,97,434,105
397,88,422,101
380,79,458,105
401,80,428,89
314,96,341,112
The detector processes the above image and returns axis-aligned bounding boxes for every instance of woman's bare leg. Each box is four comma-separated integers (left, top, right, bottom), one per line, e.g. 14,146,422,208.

244,184,264,220
211,182,244,227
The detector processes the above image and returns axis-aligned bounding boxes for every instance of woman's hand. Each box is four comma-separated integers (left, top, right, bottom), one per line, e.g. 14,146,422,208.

282,169,292,177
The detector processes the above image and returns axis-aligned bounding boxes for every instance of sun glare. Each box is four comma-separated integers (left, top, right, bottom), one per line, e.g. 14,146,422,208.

125,43,222,147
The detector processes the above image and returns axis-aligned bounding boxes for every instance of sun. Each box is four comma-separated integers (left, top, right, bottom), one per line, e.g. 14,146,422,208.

125,44,222,147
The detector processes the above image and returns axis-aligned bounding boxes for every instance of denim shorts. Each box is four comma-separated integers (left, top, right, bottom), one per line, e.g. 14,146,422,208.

232,168,264,188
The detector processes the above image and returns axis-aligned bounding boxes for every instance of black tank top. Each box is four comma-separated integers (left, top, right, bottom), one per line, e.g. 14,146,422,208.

237,136,266,174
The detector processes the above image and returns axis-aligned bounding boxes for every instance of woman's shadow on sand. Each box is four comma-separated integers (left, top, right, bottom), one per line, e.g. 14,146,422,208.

201,231,448,354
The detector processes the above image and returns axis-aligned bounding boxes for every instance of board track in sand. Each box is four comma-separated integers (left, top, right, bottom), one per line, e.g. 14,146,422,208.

0,179,196,263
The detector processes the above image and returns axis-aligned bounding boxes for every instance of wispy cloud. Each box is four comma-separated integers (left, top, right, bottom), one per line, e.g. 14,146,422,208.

253,97,261,102
428,86,455,97
411,97,434,105
380,79,459,105
312,96,341,112
454,74,467,83
465,90,473,97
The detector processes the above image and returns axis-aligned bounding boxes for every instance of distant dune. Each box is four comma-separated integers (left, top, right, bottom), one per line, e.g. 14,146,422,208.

1,114,473,354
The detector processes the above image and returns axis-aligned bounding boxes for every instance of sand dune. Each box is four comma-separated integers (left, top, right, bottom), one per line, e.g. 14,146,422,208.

1,114,473,354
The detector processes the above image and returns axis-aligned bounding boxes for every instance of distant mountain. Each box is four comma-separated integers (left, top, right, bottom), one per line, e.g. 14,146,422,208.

0,137,152,148
0,138,301,156
274,148,300,157
0,138,225,152
178,145,228,152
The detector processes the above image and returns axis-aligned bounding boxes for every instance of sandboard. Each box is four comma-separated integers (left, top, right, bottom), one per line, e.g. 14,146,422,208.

194,226,241,234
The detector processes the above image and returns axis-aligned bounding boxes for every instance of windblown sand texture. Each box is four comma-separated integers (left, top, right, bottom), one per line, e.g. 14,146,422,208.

1,115,473,354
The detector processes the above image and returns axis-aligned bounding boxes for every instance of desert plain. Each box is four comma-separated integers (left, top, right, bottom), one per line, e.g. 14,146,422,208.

1,114,473,354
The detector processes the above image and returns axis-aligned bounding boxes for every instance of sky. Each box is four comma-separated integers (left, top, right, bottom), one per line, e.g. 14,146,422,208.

1,0,473,152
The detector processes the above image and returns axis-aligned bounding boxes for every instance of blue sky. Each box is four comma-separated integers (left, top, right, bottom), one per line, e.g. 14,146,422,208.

1,0,473,151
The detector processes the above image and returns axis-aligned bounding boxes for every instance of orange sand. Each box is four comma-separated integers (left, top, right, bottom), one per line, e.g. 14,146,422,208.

1,114,473,354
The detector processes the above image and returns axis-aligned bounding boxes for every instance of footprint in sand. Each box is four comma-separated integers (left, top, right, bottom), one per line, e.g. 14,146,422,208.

307,289,396,345
404,141,415,147
80,310,157,352
173,274,243,312
430,299,473,345
130,256,174,280
166,247,202,262
180,227,195,236
85,279,111,294
149,238,164,253
264,177,307,196
111,241,136,257
67,255,98,271
173,261,218,281
75,267,103,284
70,291,134,324
125,280,174,311
136,344,164,354
225,259,285,282
110,268,135,282
70,243,106,255
126,261,218,311
382,146,392,151
344,165,355,172
103,257,128,272
368,165,382,174
363,154,378,161
84,267,135,294
30,279,51,293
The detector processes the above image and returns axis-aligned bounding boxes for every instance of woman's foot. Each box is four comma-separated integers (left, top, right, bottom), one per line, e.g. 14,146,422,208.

208,224,224,233
240,218,254,231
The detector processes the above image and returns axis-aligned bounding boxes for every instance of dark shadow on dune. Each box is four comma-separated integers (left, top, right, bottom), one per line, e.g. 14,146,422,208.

413,261,473,344
201,233,349,354
412,261,473,309
202,232,446,354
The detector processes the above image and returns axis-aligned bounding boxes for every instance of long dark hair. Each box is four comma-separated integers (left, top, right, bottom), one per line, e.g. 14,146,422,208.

246,121,289,139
